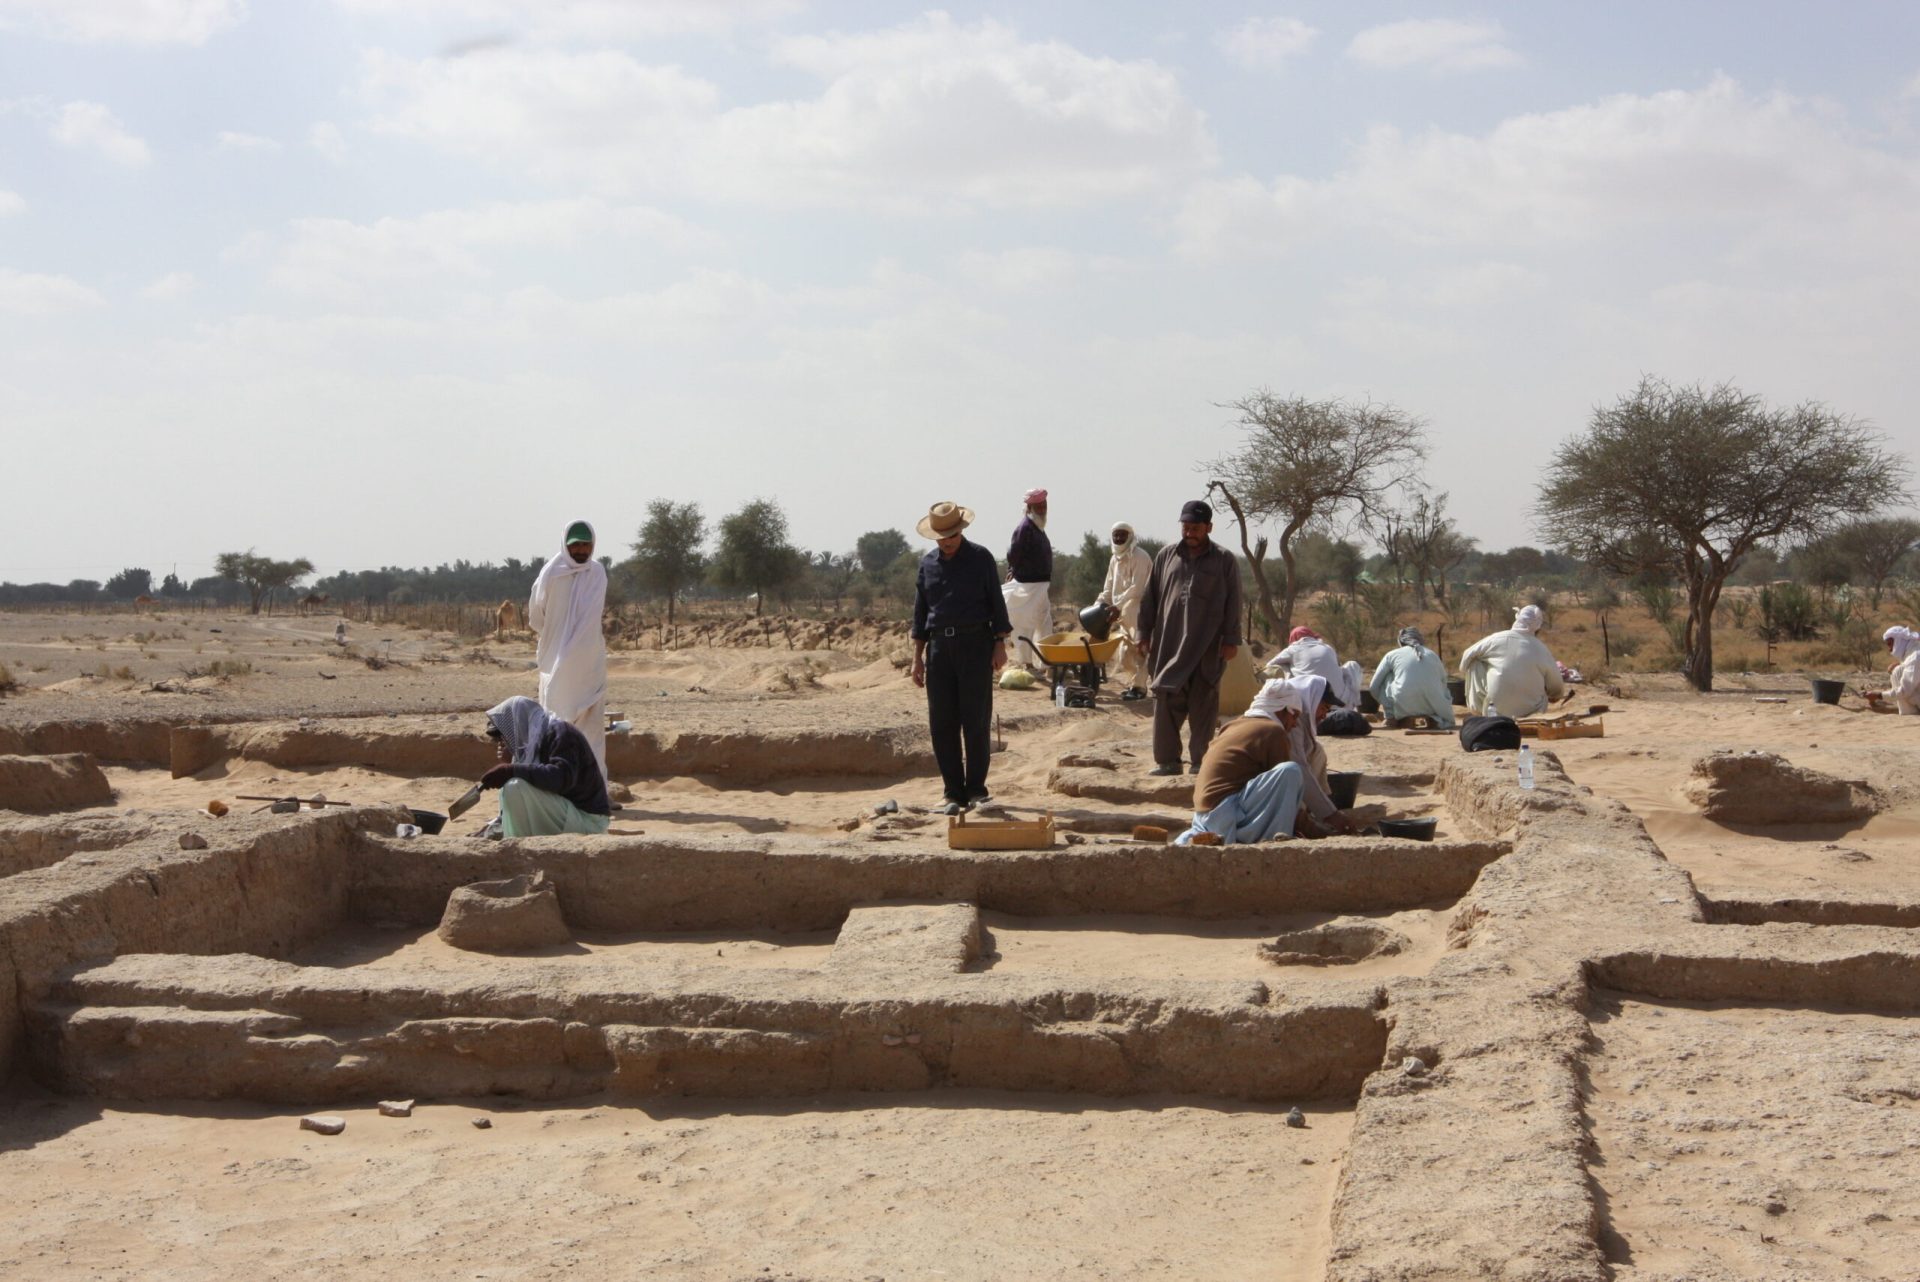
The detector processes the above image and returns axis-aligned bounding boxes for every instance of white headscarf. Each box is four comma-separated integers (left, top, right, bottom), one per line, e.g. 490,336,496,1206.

1887,626,1920,663
1111,522,1134,545
487,695,558,767
1246,678,1304,723
1514,604,1545,633
529,521,609,722
1284,674,1329,754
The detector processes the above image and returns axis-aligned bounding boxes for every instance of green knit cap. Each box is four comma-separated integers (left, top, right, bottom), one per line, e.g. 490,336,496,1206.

564,520,594,546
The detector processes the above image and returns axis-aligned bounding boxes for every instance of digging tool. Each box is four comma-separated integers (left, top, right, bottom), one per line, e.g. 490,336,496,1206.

238,794,353,813
448,783,484,820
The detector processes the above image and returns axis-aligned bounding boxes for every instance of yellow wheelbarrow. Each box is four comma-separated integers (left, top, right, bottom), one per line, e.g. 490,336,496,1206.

1022,631,1124,707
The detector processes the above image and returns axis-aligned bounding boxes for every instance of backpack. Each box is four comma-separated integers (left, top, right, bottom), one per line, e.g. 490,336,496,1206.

1459,715,1521,752
1317,708,1372,737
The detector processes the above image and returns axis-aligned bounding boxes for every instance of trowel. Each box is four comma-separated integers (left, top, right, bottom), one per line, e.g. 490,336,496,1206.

448,783,484,821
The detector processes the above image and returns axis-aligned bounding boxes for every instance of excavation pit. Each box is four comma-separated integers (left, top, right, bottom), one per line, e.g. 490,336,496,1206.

1585,991,1920,1280
977,906,1449,982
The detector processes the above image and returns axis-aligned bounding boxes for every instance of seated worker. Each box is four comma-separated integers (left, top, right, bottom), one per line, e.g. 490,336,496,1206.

1459,605,1564,719
1175,679,1358,845
1886,626,1920,715
478,696,612,837
1273,626,1364,708
1369,626,1455,728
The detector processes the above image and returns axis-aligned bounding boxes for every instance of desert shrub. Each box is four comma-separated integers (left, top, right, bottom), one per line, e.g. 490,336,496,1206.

1714,650,1755,673
1609,631,1644,659
0,659,15,693
1636,583,1677,626
1312,594,1370,658
1727,597,1751,631
1757,584,1819,643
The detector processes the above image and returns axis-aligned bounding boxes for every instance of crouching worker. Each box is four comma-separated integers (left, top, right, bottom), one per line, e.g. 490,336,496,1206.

479,696,611,837
1175,680,1358,845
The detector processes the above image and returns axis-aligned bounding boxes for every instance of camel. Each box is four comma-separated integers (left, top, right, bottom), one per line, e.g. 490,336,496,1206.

496,600,522,635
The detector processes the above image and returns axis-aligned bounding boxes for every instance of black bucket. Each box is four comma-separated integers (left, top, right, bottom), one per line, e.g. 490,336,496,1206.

409,808,448,835
1327,771,1361,810
1377,817,1436,842
1447,677,1467,706
1810,678,1844,706
1358,689,1380,715
1077,601,1115,642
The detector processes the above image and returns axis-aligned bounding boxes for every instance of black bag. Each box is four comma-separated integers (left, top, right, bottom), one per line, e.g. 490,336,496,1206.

1459,715,1520,752
1317,708,1372,737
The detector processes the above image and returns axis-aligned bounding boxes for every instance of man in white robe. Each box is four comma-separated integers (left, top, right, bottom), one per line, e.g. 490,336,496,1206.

529,520,609,779
1460,604,1565,719
1273,627,1365,709
1885,626,1920,715
1099,521,1153,700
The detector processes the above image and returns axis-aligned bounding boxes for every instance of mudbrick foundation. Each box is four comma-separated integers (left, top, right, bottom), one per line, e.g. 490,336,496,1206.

4,708,1919,1280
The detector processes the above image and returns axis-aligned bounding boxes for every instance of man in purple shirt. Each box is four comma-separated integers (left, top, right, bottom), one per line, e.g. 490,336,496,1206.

1002,486,1053,668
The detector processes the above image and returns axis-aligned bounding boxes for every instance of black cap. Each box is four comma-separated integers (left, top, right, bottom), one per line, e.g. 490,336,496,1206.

1179,499,1212,523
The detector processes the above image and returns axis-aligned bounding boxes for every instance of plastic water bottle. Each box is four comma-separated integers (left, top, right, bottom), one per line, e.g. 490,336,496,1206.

610,720,633,735
1517,744,1535,791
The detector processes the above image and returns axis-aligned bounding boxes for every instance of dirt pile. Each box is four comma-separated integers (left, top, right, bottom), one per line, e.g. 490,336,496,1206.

612,615,914,659
1683,750,1878,825
1259,919,1411,966
0,753,114,814
436,872,571,951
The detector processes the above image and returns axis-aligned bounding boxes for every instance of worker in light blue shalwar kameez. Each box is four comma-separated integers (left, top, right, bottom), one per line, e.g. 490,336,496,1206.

1369,626,1456,728
1176,680,1315,846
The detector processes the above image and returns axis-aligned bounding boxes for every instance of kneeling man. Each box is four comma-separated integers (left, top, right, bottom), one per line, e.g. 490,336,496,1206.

479,696,612,837
1175,681,1357,845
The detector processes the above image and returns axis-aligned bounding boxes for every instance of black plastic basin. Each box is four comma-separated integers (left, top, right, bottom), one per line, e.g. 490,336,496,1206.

1810,678,1844,706
408,808,448,835
1377,817,1436,841
1327,770,1362,810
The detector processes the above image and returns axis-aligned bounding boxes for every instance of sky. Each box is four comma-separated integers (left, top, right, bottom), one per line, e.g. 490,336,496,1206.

2,0,1917,585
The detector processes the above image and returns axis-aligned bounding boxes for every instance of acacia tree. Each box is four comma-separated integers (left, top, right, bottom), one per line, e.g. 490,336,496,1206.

1207,392,1428,637
214,550,314,615
627,500,707,625
1537,377,1910,692
1389,492,1474,609
710,498,804,617
1832,516,1920,606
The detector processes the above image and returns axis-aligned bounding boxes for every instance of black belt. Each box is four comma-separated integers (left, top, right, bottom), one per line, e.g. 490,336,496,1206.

931,622,995,637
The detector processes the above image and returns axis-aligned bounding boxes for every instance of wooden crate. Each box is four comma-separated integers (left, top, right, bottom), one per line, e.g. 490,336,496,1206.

947,811,1056,850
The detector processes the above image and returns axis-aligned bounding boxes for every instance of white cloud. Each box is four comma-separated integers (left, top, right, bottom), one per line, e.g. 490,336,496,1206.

1218,17,1318,70
0,188,23,215
50,101,152,166
217,129,280,152
328,0,798,40
0,267,105,314
141,271,198,299
0,0,244,44
309,121,348,163
1346,19,1520,73
1177,78,1920,257
359,13,1214,209
261,198,718,301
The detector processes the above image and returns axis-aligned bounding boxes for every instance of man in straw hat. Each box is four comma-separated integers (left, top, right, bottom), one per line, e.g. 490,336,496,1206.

912,501,1013,814
529,519,609,780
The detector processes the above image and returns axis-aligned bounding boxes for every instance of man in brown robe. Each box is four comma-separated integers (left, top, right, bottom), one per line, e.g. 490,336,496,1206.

1136,498,1242,775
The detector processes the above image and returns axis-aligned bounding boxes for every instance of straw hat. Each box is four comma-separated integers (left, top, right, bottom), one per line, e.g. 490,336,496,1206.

916,501,974,540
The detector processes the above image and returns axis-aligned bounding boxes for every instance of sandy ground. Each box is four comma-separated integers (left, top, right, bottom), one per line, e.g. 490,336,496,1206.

0,1083,1346,1282
10,606,1920,1279
1587,993,1920,1281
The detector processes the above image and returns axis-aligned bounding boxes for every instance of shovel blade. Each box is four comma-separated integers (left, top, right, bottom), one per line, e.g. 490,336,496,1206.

448,784,483,820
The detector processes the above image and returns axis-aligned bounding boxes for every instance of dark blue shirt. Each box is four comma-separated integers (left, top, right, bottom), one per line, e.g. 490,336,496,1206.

913,539,1013,641
508,720,612,815
1007,516,1052,583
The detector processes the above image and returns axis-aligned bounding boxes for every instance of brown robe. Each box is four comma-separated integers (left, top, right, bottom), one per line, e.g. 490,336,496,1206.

1136,538,1242,692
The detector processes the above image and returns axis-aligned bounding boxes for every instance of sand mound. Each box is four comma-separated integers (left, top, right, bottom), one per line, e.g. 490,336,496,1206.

1259,919,1411,967
437,872,572,952
0,753,114,814
1683,750,1878,825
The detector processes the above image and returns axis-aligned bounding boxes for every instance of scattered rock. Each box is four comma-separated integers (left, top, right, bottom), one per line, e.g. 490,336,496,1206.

177,832,208,850
1131,824,1170,843
1190,832,1223,847
873,798,899,815
607,781,634,803
835,816,862,832
205,799,228,817
471,1117,492,1129
1683,751,1878,825
436,871,572,952
881,1034,904,1047
1402,1056,1428,1077
378,1099,414,1118
1286,1107,1306,1128
1260,919,1412,967
300,1115,346,1135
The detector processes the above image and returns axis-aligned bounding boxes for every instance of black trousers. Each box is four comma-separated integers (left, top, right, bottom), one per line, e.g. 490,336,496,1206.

925,630,995,801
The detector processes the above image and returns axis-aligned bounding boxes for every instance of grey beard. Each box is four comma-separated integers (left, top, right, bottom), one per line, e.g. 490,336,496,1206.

1029,512,1047,530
